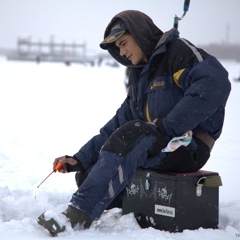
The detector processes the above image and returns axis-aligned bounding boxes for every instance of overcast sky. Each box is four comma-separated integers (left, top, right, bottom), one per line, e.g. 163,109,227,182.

1,0,240,54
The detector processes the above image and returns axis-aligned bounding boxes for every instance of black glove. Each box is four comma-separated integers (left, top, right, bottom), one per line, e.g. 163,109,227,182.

65,155,85,172
147,119,171,158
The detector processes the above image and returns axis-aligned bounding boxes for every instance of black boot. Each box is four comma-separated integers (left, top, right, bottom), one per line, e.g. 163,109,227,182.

38,205,93,236
63,205,92,229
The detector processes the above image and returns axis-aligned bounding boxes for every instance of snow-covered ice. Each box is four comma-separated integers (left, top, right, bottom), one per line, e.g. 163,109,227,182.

0,57,240,239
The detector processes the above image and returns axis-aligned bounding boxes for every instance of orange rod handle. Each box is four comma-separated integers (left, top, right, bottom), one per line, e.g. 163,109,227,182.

55,162,63,171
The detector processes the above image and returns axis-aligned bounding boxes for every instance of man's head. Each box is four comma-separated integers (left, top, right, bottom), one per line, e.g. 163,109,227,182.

100,10,163,67
100,19,146,65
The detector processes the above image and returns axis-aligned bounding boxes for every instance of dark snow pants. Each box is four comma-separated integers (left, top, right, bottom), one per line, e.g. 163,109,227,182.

70,120,210,220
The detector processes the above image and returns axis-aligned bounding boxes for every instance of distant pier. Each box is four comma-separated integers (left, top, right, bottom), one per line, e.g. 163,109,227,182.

6,36,117,67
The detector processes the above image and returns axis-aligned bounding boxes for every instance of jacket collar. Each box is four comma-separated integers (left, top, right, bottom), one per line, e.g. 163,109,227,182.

153,28,180,56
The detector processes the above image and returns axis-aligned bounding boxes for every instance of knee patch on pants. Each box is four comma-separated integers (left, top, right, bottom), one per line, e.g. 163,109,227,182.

102,120,155,157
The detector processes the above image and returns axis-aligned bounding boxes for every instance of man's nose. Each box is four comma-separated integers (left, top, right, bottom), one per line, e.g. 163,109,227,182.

120,48,126,57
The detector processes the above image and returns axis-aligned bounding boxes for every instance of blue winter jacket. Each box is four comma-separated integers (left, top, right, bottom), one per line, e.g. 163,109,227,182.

74,11,231,171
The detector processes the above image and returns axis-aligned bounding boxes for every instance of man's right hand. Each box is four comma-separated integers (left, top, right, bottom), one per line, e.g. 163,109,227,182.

53,156,78,173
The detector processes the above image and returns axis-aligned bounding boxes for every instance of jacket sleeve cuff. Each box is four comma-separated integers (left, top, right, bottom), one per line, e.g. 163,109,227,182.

65,155,85,172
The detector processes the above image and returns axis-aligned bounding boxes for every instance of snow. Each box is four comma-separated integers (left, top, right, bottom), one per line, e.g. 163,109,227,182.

0,56,240,239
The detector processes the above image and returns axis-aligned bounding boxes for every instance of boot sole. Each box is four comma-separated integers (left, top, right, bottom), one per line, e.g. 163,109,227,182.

38,213,65,237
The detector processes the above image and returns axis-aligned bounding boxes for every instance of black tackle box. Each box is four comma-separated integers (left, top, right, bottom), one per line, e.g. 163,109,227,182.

122,169,222,232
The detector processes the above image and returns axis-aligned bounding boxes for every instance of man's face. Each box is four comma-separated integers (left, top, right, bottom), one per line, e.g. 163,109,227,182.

115,33,147,65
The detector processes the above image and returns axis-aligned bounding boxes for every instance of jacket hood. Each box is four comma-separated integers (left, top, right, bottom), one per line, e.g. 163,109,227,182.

100,10,163,67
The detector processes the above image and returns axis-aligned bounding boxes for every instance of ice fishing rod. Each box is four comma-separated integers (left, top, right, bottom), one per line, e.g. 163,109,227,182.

173,0,190,29
37,162,63,188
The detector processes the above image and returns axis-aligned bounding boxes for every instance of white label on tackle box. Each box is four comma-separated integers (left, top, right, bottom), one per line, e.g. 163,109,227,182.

155,204,175,218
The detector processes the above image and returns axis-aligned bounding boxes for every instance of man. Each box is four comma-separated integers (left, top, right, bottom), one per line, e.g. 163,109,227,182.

38,10,231,236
